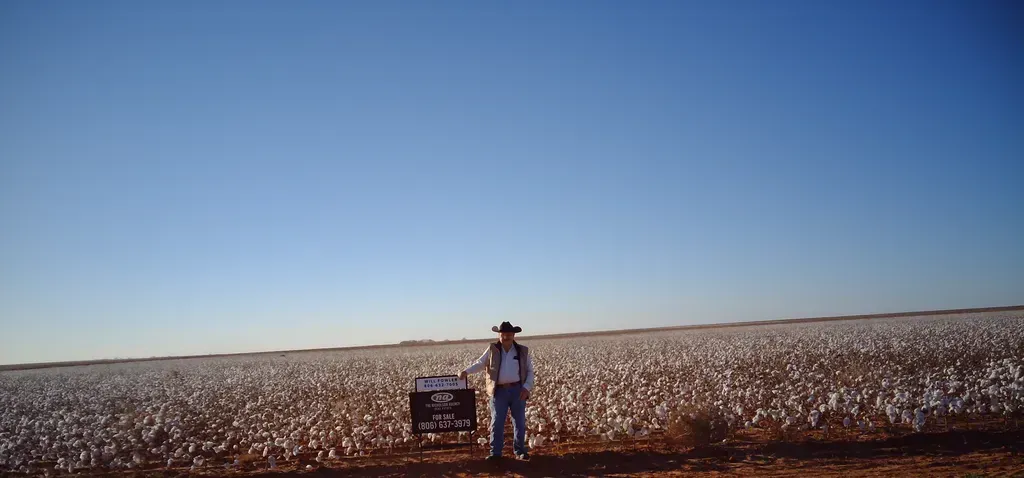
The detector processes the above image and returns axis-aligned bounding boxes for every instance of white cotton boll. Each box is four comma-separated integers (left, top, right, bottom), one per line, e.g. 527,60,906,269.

1,312,1019,478
328,449,337,459
268,455,276,468
951,398,965,415
193,456,204,467
843,417,851,428
167,458,173,468
655,405,669,421
809,410,821,428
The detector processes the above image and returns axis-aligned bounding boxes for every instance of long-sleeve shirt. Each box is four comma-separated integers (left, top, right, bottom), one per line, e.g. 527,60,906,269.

463,344,535,391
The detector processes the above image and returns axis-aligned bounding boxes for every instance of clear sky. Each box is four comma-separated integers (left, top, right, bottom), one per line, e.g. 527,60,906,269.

1,1,1022,365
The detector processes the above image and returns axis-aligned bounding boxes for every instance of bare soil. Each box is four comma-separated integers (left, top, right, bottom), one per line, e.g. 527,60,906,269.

66,424,1024,477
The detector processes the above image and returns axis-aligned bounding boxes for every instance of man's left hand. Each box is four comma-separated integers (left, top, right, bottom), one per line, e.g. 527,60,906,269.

519,388,530,401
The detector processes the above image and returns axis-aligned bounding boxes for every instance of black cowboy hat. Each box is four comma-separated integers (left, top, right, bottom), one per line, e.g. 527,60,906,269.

492,321,522,333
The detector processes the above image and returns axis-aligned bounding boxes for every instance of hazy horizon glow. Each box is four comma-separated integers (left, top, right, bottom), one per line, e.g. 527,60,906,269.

2,1,1022,365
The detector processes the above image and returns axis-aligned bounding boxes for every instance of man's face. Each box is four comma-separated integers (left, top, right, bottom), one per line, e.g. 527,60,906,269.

499,332,515,344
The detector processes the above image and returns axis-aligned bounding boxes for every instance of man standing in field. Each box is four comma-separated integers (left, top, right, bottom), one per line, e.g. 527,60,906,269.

459,321,535,461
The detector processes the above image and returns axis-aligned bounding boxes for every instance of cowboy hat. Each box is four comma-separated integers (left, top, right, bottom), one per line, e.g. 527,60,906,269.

492,321,522,333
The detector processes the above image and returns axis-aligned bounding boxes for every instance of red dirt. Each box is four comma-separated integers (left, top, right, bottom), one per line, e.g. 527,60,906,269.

73,425,1024,477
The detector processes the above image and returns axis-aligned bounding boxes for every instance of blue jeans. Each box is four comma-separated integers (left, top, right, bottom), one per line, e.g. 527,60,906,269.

489,383,527,457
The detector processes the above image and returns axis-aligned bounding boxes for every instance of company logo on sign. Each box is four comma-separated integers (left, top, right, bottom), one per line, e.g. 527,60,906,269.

431,392,454,403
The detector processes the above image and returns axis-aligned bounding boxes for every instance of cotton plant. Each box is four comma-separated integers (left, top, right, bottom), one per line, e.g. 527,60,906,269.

0,313,1022,472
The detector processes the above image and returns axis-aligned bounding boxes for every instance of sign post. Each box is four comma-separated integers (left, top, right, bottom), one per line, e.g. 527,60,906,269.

409,375,477,460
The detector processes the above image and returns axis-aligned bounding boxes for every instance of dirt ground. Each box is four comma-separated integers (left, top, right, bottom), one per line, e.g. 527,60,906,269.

67,424,1024,477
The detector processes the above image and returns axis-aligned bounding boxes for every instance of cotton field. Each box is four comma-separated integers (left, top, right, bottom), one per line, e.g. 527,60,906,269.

1,313,1023,474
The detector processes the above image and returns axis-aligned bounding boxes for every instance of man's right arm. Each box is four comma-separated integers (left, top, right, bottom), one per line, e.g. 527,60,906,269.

459,347,489,379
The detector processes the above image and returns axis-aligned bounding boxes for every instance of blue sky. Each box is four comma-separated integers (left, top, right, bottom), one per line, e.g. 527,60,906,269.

1,1,1022,365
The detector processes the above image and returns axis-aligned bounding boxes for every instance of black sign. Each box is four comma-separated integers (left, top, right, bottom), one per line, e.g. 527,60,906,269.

409,388,477,434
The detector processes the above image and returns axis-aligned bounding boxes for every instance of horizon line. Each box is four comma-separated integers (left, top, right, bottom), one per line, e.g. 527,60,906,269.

3,304,1022,371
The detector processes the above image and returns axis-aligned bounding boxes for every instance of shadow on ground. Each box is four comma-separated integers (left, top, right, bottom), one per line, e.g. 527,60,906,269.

200,428,1023,477
759,427,1024,460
